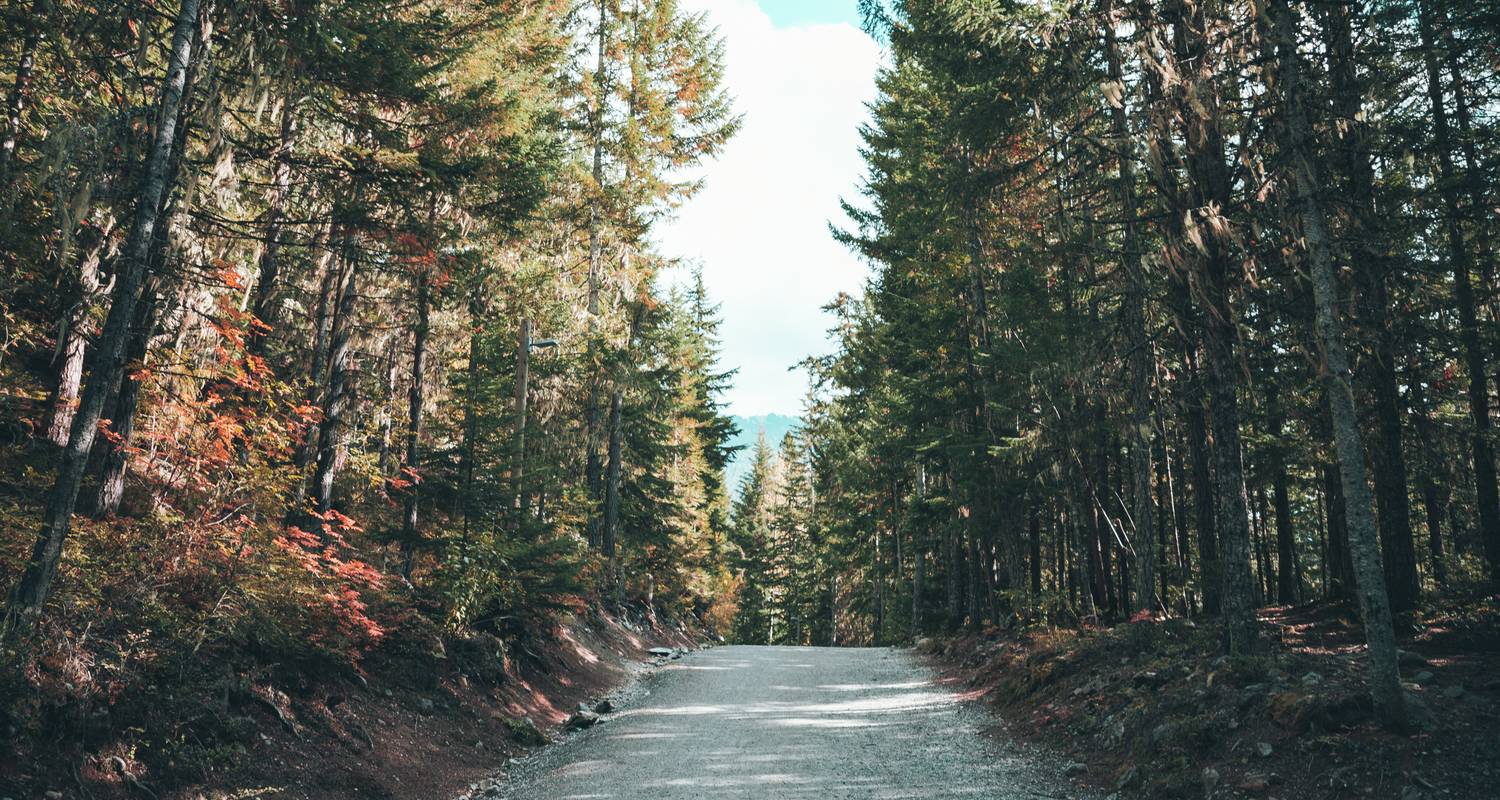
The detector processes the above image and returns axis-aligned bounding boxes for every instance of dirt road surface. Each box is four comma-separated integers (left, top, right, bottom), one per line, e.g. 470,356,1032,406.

491,644,1085,799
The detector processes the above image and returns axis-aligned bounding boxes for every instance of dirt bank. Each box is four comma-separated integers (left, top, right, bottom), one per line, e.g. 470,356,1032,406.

1,605,711,800
925,598,1500,799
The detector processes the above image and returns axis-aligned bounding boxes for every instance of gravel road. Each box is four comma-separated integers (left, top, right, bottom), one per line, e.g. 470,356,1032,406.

488,645,1085,799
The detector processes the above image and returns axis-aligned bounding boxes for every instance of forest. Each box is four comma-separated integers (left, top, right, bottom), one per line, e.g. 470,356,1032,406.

2,0,1499,797
728,0,1499,733
0,0,750,791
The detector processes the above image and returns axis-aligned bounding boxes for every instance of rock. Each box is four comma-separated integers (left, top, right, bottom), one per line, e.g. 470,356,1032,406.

383,688,394,698
1399,649,1432,668
647,647,674,657
1201,766,1220,797
45,793,63,800
670,649,684,660
565,710,600,731
1239,684,1269,710
1412,671,1436,685
594,698,616,714
418,697,435,715
1238,774,1270,793
1151,721,1180,745
1402,787,1427,800
1133,670,1167,688
1114,765,1141,791
1405,693,1440,731
914,637,936,652
1256,741,1274,758
505,716,548,746
1064,761,1087,777
1301,671,1323,687
1442,685,1465,699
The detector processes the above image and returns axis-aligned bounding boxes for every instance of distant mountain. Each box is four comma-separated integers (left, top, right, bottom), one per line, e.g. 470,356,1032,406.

724,414,801,496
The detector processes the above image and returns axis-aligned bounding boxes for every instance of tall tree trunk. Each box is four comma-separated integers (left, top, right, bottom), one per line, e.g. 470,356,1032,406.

603,387,624,601
1408,376,1448,587
310,238,359,519
93,289,161,518
1266,389,1298,604
1028,500,1042,598
458,290,485,540
912,540,926,636
1270,1,1406,726
1273,461,1297,604
0,0,44,204
1418,0,1500,582
4,0,204,635
1320,0,1420,613
513,318,531,514
1104,5,1156,614
47,226,112,446
1164,0,1257,652
583,0,612,551
294,233,339,478
93,39,204,518
399,268,431,574
247,71,300,360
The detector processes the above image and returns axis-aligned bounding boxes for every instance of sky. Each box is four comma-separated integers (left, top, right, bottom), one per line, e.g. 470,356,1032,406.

657,0,881,418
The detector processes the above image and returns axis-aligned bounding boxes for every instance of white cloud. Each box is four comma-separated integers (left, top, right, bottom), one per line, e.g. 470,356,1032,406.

658,0,881,417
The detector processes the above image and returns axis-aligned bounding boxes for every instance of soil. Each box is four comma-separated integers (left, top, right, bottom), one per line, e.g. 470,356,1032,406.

925,597,1500,800
0,606,710,800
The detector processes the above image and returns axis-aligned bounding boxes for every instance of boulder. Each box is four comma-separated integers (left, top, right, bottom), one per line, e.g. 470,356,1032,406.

594,698,617,714
1238,774,1270,794
505,716,548,747
1201,767,1220,798
647,647,674,657
565,710,600,731
1398,649,1432,669
1064,761,1087,777
1113,765,1141,792
1405,693,1439,731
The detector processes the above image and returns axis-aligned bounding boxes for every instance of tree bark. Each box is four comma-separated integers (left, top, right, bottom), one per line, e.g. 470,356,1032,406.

1273,461,1297,604
4,0,204,635
1408,375,1448,587
93,287,162,518
247,70,300,360
912,541,925,636
1164,0,1257,652
603,387,624,601
1028,500,1042,598
47,227,111,446
1104,4,1156,614
1320,0,1420,612
398,267,431,574
1269,0,1407,727
514,319,531,513
310,238,359,519
583,0,613,551
0,0,45,203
